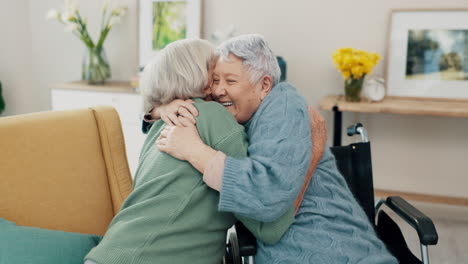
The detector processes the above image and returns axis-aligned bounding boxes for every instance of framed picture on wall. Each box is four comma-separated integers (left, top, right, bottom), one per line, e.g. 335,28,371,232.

386,9,468,100
139,0,201,69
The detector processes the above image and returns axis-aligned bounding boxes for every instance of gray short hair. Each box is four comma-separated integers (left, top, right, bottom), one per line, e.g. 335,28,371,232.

140,39,215,113
216,34,281,85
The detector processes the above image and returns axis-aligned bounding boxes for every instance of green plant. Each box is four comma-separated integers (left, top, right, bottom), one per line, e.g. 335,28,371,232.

0,81,5,114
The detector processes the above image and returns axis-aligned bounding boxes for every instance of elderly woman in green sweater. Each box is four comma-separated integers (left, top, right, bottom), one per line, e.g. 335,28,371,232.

83,39,296,264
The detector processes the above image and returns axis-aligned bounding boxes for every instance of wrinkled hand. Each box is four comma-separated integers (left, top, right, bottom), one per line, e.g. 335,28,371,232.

153,99,199,127
155,116,204,161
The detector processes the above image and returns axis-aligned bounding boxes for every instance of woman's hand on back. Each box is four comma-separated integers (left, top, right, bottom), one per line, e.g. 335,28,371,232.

156,116,217,173
156,117,204,161
153,99,199,127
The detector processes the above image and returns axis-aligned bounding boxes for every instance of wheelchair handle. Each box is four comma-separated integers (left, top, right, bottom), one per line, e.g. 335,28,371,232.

347,123,369,143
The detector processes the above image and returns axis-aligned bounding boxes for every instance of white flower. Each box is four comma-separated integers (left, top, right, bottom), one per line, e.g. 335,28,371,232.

61,11,75,22
47,0,128,50
108,16,122,27
46,9,60,20
64,22,78,32
64,0,78,13
103,0,111,12
70,3,78,13
111,6,127,17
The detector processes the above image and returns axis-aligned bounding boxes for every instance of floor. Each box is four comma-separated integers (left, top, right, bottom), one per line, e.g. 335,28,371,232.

380,200,468,263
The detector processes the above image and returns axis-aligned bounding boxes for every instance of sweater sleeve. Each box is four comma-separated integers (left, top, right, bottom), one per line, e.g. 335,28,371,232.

235,207,295,245
212,128,296,244
219,87,312,222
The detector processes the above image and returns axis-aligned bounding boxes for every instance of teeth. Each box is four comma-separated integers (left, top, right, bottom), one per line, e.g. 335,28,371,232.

222,102,233,106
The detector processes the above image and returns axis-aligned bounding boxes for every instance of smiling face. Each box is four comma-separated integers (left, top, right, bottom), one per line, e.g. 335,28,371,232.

212,54,272,124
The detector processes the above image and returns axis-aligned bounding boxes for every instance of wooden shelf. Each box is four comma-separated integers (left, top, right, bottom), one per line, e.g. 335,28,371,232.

321,95,468,205
51,80,138,94
320,95,468,118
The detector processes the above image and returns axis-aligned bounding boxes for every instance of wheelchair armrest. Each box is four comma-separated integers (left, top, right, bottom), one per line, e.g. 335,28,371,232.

384,196,438,245
234,221,257,256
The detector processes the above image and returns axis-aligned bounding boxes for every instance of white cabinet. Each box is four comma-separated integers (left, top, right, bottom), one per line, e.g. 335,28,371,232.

51,81,145,177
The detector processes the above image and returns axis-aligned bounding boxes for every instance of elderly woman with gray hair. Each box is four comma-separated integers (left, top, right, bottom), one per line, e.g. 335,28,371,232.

83,38,296,264
156,35,398,263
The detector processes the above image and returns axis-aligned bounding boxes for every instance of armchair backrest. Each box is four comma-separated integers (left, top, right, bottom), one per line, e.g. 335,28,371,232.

0,106,133,236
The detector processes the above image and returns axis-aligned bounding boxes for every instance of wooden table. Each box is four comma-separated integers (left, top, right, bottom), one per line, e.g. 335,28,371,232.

319,95,468,146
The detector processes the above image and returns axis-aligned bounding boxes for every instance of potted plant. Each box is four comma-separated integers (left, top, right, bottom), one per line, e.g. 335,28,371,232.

332,48,381,102
47,1,127,84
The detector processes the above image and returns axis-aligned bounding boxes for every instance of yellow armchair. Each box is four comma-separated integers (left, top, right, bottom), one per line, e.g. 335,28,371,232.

0,106,133,236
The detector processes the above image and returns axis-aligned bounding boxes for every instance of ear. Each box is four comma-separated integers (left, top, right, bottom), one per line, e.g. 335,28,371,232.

259,75,273,100
202,84,212,96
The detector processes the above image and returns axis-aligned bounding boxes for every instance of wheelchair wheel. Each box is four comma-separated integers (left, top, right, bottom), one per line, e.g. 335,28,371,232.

224,232,242,264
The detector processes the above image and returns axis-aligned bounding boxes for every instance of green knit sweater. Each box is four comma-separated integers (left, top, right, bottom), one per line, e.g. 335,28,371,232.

85,99,294,264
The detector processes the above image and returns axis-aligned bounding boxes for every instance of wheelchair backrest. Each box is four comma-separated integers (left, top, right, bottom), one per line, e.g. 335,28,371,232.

330,142,375,222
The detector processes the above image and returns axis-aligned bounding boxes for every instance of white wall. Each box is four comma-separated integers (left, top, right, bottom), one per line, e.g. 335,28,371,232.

1,0,468,198
0,0,35,115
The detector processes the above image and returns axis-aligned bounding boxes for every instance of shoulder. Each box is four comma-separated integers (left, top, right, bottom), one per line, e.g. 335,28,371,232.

193,101,239,127
247,83,310,142
269,82,308,109
255,82,309,124
145,120,165,139
193,101,246,147
194,101,230,117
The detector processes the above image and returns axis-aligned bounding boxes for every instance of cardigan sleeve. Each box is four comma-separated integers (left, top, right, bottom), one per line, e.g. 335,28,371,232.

219,86,312,222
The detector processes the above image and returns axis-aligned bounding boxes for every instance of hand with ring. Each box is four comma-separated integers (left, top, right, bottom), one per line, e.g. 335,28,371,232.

153,99,199,127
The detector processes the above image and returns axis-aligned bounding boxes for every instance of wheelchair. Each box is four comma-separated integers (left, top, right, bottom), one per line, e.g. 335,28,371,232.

225,123,439,264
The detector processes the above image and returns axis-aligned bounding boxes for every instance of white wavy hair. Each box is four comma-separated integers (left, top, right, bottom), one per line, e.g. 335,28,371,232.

216,34,281,85
140,38,215,113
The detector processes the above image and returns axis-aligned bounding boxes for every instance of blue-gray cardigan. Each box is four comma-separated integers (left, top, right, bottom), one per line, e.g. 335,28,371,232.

219,82,397,263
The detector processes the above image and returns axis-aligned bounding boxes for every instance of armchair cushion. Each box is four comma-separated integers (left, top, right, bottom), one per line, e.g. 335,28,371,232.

0,217,102,264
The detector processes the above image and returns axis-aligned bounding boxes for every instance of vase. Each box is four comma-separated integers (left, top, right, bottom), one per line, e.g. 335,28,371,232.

82,46,111,85
344,76,365,102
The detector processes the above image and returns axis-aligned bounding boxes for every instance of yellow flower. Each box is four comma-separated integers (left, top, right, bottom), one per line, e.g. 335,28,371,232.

342,54,351,66
361,57,371,67
342,71,350,79
332,54,342,66
340,47,353,54
351,66,364,78
332,47,381,80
